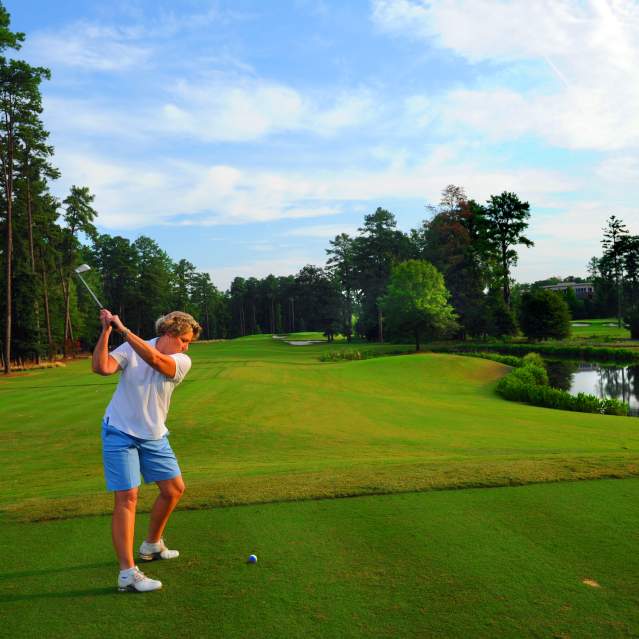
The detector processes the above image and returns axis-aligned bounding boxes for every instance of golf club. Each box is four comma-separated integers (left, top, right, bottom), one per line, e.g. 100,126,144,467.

74,264,104,309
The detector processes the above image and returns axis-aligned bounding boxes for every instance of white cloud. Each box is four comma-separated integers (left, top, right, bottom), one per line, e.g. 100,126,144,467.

283,224,359,238
44,80,376,143
372,0,639,151
27,22,152,71
53,142,575,230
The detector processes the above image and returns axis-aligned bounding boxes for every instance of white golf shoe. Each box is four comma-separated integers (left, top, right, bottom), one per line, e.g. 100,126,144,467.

118,567,162,593
139,538,180,561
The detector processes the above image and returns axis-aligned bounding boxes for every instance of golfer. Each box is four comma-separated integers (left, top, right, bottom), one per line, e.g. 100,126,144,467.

92,309,200,592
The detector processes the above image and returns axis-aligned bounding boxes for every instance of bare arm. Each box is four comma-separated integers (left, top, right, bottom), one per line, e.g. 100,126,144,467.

92,310,121,375
108,312,177,379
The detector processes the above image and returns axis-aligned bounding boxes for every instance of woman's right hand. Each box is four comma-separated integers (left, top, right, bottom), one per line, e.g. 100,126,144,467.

100,309,114,330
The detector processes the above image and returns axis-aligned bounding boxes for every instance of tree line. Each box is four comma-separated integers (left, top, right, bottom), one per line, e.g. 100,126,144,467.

0,2,539,373
228,185,534,345
7,0,636,373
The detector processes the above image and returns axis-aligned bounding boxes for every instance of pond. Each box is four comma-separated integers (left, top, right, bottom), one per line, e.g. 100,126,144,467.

544,359,639,416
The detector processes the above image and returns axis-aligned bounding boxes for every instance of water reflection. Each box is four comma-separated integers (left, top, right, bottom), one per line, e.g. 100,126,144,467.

544,359,639,416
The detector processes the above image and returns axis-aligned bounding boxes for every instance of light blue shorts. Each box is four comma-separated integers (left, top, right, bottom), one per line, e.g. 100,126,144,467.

101,419,181,492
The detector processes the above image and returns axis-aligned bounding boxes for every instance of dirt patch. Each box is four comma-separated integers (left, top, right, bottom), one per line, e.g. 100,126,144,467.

582,578,601,588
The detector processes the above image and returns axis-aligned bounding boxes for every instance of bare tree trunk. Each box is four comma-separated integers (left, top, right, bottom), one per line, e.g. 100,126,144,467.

501,244,510,307
26,177,41,362
58,265,71,356
40,254,53,358
378,306,384,344
346,289,352,343
3,120,14,374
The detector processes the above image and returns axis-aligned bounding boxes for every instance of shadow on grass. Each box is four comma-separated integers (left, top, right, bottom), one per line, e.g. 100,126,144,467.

0,586,116,602
0,561,112,581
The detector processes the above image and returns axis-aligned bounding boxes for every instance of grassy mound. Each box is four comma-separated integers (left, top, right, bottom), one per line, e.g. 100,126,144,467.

1,335,638,522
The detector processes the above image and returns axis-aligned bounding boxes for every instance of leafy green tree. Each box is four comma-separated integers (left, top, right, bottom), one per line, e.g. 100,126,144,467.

190,272,220,339
563,287,585,320
602,215,629,327
519,289,571,341
0,7,49,372
620,234,639,310
229,277,247,337
58,186,97,354
477,192,534,307
352,208,415,341
131,236,174,335
485,292,518,338
412,186,488,338
171,258,197,314
379,259,457,351
90,234,137,320
326,232,356,341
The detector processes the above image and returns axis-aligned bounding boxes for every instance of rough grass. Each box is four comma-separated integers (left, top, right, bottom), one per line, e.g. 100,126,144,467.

2,334,639,522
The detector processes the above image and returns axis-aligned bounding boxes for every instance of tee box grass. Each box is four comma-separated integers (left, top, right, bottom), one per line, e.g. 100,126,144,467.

1,334,638,637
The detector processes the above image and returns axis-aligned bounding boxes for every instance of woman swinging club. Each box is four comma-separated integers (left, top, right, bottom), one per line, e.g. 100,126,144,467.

92,309,200,592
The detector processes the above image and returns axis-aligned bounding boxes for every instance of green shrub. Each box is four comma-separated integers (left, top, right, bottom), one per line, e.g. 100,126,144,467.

319,350,364,362
495,356,629,416
448,342,639,363
457,352,523,368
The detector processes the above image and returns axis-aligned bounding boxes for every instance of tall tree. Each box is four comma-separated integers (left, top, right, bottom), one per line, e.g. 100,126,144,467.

131,235,174,335
351,208,415,341
478,192,533,308
59,186,97,354
171,258,197,314
326,232,356,341
602,215,630,327
412,186,488,338
0,7,49,373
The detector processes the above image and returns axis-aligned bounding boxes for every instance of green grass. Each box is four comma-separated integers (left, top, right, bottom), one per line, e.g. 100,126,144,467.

2,333,639,637
1,480,639,638
568,318,631,341
1,334,638,521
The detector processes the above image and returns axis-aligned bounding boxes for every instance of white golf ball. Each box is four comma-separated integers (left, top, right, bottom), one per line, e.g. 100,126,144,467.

248,554,257,564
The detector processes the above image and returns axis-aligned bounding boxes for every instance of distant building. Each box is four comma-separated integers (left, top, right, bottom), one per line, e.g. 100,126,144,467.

542,282,594,299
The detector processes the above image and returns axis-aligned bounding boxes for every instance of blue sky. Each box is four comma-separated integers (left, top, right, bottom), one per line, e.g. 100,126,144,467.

8,0,639,290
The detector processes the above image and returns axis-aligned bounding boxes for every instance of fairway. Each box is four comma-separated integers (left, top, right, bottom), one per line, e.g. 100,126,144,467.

1,335,638,521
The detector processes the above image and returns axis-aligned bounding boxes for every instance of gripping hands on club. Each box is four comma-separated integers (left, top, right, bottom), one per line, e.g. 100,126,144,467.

100,309,127,335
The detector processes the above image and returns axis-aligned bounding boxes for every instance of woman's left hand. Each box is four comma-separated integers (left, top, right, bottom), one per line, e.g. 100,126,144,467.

109,313,126,333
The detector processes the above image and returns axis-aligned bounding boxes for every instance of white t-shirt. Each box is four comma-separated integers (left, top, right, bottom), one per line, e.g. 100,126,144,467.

104,337,192,440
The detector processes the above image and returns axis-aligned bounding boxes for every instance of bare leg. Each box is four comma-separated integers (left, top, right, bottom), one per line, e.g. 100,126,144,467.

112,488,139,569
146,476,185,543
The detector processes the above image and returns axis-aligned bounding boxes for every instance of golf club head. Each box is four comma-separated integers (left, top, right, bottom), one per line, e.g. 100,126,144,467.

75,264,91,274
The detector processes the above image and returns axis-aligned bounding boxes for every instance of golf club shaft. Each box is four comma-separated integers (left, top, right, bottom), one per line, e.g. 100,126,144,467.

75,272,104,309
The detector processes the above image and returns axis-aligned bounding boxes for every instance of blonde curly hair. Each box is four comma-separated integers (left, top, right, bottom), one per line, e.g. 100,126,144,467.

155,311,201,339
